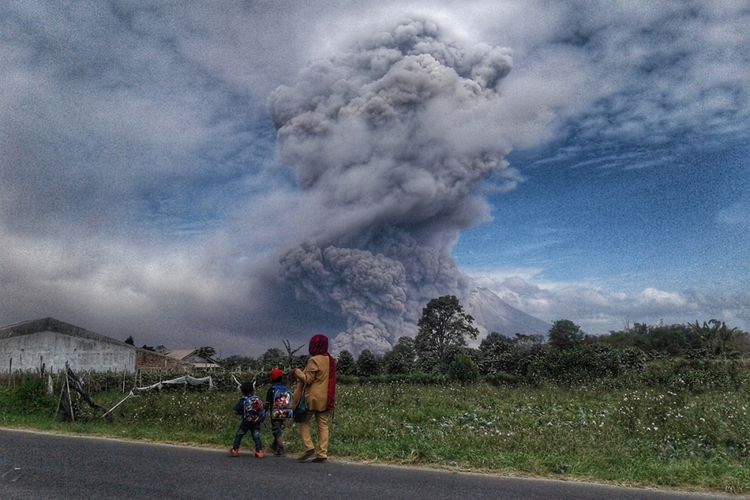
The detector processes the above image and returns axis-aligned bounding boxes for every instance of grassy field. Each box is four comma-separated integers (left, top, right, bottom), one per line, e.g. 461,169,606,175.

1,379,748,494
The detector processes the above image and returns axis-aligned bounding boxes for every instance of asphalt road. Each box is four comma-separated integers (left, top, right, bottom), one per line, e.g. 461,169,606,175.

0,428,739,500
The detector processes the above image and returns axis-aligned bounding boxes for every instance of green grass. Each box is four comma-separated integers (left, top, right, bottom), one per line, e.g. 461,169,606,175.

2,379,748,494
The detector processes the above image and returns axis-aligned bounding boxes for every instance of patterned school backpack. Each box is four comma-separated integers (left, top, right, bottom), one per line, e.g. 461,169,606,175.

242,394,266,424
270,384,294,420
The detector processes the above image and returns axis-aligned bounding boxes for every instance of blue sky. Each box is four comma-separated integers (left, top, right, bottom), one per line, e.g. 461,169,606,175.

459,139,750,286
457,136,749,332
0,1,748,353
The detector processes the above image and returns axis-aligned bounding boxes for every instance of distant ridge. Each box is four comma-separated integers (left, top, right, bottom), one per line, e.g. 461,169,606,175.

464,287,549,339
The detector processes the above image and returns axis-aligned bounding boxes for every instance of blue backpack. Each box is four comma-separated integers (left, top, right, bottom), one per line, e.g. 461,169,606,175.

270,384,294,420
242,394,265,424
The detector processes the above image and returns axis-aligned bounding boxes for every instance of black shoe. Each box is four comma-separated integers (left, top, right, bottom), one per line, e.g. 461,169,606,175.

275,446,284,456
311,457,327,463
297,450,315,462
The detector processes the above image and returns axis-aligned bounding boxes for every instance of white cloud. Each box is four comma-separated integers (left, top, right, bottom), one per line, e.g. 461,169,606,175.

638,288,688,308
469,270,749,334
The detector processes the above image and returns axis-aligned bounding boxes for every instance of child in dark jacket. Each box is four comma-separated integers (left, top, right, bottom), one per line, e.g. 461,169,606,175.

230,381,265,458
265,368,288,456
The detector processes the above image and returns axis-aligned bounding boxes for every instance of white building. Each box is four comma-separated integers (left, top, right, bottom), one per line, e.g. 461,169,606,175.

0,317,137,373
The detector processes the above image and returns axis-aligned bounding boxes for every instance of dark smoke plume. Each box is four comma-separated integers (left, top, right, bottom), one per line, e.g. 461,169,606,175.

270,20,518,353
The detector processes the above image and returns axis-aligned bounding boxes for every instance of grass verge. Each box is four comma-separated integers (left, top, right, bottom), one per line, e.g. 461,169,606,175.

1,380,747,494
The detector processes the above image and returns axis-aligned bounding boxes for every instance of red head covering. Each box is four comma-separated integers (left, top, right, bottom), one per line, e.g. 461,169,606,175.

309,334,329,356
308,334,336,411
269,368,283,382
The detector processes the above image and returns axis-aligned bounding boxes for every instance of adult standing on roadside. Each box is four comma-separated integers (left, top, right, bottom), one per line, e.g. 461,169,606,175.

292,333,337,463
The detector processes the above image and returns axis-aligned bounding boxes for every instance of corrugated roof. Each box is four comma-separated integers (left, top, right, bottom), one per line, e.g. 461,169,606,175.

166,349,220,367
165,349,196,360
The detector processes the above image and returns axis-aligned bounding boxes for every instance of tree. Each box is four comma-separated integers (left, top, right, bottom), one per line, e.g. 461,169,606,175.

283,340,305,370
356,349,381,377
220,355,258,370
383,336,417,374
478,332,513,374
261,348,285,368
548,319,584,350
124,336,134,345
415,295,479,372
691,319,739,358
512,333,544,348
645,323,694,355
336,350,356,375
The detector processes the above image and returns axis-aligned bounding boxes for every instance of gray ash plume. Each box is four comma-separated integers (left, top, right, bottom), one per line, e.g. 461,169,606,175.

270,19,518,353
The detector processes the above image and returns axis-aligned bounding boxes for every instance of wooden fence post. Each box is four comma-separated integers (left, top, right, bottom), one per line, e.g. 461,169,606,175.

55,373,65,417
65,362,75,422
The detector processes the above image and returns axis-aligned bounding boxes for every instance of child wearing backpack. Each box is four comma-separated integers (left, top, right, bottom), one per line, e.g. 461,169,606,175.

265,368,293,456
230,381,266,458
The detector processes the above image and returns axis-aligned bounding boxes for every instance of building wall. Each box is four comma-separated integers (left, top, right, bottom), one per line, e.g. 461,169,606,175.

0,330,136,373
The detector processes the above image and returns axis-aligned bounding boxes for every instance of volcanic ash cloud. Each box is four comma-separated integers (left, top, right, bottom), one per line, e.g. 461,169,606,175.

270,19,517,353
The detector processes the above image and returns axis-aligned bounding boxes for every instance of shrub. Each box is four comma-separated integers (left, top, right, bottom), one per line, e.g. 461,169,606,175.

529,344,625,384
448,354,479,384
619,346,647,372
484,371,523,386
639,358,745,392
401,372,447,385
1,378,55,415
341,372,447,385
336,374,361,384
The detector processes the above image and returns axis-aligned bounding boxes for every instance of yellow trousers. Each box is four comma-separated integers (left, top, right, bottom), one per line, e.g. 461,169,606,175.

298,410,331,458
